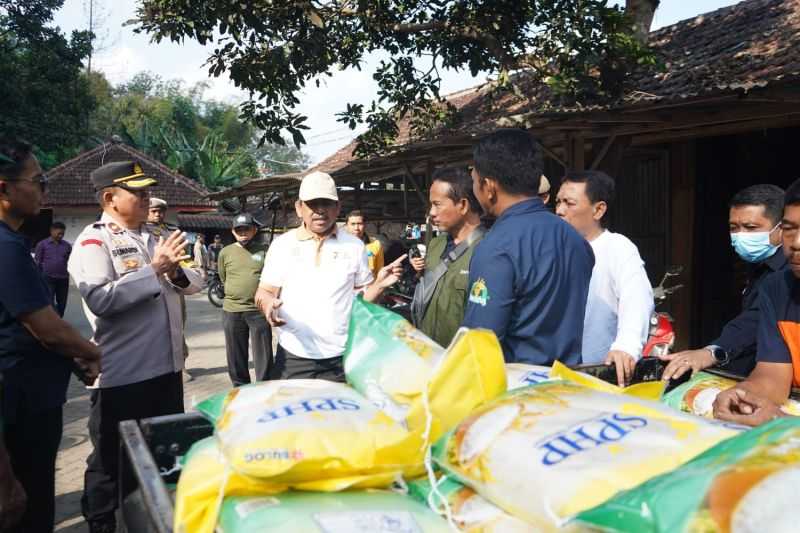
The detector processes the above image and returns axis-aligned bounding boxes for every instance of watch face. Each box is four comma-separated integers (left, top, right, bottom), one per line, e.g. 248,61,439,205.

712,347,726,363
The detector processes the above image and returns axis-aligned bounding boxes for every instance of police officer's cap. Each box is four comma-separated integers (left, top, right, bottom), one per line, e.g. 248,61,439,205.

232,213,260,229
149,197,167,210
91,161,158,191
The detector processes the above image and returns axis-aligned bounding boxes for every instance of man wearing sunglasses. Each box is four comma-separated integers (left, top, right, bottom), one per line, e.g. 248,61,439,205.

68,160,204,533
0,138,100,532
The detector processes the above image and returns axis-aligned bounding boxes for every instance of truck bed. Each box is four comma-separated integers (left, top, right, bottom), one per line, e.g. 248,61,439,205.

119,412,212,533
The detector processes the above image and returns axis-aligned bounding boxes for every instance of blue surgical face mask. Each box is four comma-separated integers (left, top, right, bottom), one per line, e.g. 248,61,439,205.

730,223,780,263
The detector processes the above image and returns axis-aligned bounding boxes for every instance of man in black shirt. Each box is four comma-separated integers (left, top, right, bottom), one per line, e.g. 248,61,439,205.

662,184,787,380
0,138,101,532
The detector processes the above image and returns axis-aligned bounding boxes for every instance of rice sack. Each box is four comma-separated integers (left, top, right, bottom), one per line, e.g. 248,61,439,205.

432,380,738,531
344,298,506,442
505,363,552,390
197,379,423,482
217,490,451,533
174,437,403,533
575,417,800,533
408,476,533,532
550,361,665,401
661,371,800,418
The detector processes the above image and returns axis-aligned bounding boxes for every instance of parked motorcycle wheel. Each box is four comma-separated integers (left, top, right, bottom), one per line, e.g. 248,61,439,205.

207,279,224,308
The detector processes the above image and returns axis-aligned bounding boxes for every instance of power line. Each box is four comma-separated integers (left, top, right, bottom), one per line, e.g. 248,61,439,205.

305,127,352,140
305,134,359,147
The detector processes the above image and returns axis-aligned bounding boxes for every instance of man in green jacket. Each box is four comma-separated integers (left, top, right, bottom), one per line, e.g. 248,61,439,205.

218,213,273,386
410,167,484,347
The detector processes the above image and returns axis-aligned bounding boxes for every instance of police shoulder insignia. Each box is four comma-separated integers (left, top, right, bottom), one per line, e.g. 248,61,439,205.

81,238,104,247
468,277,489,306
107,222,123,234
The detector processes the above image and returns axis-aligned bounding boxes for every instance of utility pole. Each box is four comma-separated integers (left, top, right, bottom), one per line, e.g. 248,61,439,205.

87,0,93,74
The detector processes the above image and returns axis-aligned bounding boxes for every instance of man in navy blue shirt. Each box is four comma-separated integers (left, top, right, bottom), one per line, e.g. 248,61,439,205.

462,129,595,365
713,178,800,426
662,184,787,381
0,138,101,532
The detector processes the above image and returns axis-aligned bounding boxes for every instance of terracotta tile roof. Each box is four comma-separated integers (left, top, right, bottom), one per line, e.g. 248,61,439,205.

330,0,800,157
45,142,214,208
638,0,800,100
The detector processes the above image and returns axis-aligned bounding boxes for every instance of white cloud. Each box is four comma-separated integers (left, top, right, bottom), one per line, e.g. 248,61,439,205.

92,45,148,84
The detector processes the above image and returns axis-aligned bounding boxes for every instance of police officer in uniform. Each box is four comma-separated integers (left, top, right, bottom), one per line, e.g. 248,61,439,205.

147,197,195,381
68,161,204,533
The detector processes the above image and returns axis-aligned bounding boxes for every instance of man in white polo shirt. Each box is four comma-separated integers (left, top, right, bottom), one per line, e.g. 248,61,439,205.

255,171,404,381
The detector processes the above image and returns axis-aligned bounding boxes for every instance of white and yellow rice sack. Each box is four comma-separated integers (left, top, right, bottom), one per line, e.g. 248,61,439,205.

408,475,533,532
661,370,800,418
210,379,422,481
177,380,425,533
217,490,451,533
344,299,506,443
505,363,552,390
432,380,739,532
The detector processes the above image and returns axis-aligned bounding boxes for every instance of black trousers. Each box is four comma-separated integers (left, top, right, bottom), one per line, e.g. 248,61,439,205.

223,310,273,387
4,405,63,533
45,276,69,317
81,372,183,523
269,344,345,382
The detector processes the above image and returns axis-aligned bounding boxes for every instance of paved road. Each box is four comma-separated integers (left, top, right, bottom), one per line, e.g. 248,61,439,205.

54,286,237,531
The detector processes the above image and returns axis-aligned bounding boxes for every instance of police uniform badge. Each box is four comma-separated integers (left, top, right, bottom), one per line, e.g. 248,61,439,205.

123,258,141,270
107,222,123,234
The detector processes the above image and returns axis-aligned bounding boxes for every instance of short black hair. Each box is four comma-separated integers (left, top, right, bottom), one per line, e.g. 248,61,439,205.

472,129,543,196
729,184,785,225
0,138,34,180
51,222,66,230
431,166,482,214
346,209,365,221
783,180,800,209
563,171,616,227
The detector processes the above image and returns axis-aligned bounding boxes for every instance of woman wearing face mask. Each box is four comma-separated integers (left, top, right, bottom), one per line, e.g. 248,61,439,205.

660,184,788,380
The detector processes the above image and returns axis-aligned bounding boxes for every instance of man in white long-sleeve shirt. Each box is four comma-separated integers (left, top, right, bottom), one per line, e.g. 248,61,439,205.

556,170,654,386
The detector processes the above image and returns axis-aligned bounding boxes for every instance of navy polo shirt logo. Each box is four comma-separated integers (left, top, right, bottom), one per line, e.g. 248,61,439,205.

469,277,489,306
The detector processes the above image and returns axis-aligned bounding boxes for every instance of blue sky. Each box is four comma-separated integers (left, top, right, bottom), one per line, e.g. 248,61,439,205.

54,1,742,163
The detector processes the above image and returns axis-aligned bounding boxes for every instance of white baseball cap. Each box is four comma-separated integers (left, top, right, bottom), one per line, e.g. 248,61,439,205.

299,171,339,202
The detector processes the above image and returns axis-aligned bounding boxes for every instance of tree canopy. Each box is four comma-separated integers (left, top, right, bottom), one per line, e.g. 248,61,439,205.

135,0,657,156
0,0,95,166
89,71,310,190
0,1,309,190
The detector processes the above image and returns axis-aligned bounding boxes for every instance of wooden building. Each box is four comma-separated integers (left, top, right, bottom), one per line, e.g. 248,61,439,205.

209,0,800,349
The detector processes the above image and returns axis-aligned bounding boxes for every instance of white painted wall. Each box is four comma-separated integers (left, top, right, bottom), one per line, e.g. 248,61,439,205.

52,206,182,245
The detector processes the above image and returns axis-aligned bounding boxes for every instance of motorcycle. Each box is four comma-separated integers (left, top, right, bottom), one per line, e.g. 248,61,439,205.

642,265,684,357
207,269,224,308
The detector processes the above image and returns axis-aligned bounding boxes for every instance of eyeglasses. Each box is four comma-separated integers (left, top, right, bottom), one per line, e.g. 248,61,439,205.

9,173,48,193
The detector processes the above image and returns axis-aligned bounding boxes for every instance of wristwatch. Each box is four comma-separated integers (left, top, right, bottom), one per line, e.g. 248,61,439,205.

705,345,729,366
